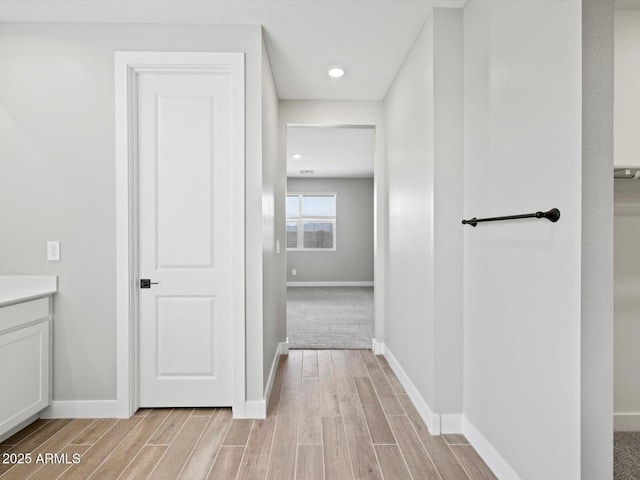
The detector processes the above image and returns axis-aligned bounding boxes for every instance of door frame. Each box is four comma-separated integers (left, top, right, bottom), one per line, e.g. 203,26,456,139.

284,123,382,350
115,51,246,418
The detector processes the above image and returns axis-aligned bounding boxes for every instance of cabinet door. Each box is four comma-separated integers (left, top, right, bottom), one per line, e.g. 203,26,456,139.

0,321,49,434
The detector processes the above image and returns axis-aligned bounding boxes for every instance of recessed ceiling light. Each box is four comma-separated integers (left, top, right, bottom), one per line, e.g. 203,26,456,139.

291,153,303,159
328,65,345,79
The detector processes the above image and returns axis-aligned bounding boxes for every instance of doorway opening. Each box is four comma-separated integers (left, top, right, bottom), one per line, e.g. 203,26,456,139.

613,5,640,475
285,125,375,349
613,170,640,477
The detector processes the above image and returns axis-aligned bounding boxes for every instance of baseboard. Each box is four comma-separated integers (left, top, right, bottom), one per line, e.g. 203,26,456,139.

441,414,463,434
43,343,294,422
258,341,289,420
372,338,385,355
245,341,290,420
463,416,521,480
40,400,122,419
383,345,442,435
48,341,292,421
287,281,374,287
263,346,280,410
614,413,640,431
244,400,266,419
382,345,520,479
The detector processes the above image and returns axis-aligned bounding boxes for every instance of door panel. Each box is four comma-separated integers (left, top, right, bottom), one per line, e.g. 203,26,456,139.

138,69,235,407
157,96,215,268
156,296,216,376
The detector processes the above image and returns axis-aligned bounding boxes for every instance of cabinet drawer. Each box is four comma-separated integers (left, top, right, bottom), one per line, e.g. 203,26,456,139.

0,298,49,334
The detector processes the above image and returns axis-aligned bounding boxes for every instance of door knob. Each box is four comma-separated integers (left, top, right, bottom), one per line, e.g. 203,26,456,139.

140,279,159,289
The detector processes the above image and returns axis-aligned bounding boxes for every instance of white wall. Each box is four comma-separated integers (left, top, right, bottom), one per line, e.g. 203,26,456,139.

261,36,286,399
385,11,436,410
614,8,640,168
279,100,385,341
463,1,579,476
383,6,463,427
614,180,640,430
287,178,374,283
0,23,269,407
433,7,463,417
463,1,613,479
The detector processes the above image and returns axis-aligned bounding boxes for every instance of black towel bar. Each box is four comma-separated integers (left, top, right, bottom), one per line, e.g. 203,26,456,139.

462,208,560,227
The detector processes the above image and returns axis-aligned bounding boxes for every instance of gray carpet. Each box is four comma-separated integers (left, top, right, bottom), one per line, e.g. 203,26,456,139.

615,432,640,479
287,287,374,349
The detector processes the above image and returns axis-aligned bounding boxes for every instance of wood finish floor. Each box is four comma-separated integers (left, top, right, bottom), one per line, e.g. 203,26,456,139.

0,350,497,480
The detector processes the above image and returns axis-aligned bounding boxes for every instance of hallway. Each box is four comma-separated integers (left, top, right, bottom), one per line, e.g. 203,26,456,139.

0,350,494,479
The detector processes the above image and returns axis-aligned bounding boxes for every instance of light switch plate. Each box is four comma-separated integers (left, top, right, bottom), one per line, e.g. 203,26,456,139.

47,241,60,261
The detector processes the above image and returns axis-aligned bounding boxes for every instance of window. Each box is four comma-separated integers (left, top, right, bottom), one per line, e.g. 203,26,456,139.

286,194,336,250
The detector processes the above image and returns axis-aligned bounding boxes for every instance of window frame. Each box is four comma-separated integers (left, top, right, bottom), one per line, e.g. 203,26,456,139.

286,192,337,251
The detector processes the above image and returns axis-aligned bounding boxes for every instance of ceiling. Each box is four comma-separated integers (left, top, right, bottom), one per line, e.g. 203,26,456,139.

0,0,440,100
287,126,375,178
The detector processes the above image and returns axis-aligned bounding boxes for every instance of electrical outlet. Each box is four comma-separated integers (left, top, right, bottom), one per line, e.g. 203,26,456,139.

292,269,297,276
47,241,60,261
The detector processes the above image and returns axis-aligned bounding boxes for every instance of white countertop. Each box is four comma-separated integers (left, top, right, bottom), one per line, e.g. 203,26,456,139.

0,276,58,307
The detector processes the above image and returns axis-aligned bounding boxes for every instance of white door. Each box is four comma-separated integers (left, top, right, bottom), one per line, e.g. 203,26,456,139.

137,62,239,407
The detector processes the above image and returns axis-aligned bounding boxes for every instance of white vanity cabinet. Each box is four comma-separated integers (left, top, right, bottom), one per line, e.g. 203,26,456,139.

0,277,56,441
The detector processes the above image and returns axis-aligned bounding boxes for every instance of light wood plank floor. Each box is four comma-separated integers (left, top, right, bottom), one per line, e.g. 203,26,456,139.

0,350,497,480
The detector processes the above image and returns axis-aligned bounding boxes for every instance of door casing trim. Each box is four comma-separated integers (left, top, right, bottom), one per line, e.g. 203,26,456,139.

115,51,246,417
